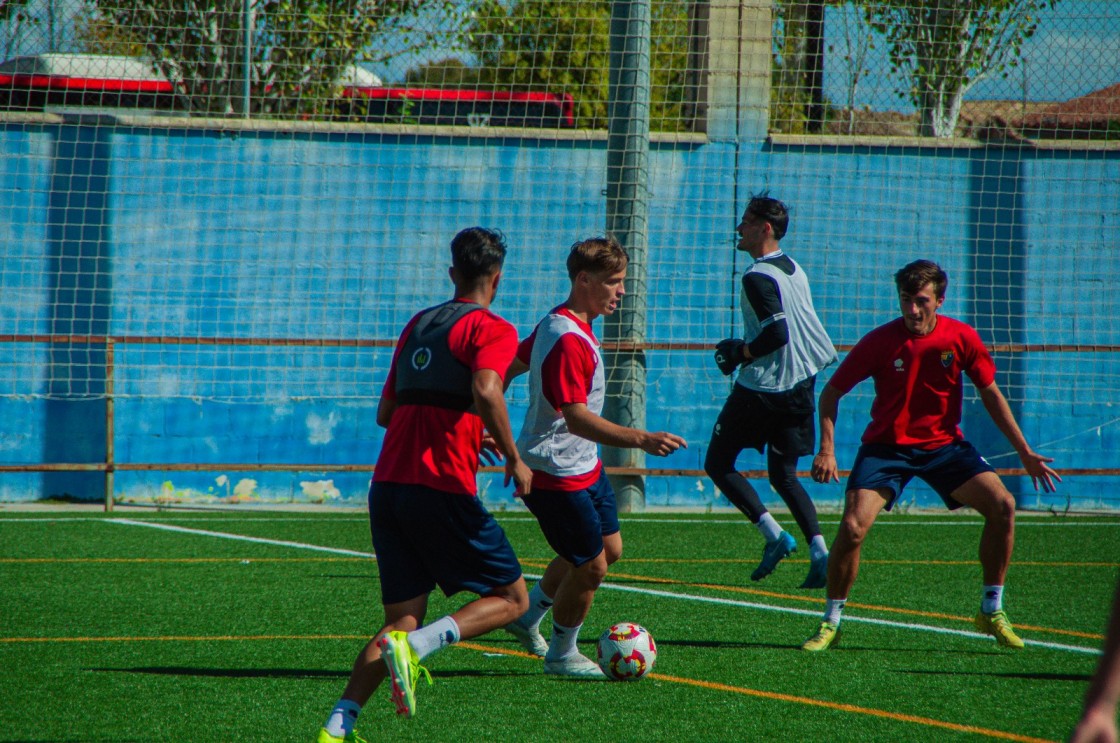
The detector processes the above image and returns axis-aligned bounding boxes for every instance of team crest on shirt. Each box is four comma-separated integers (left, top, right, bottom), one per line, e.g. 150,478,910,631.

940,351,954,367
411,347,432,371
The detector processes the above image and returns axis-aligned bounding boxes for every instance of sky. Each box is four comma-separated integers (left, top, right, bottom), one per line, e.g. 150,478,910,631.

823,0,1120,110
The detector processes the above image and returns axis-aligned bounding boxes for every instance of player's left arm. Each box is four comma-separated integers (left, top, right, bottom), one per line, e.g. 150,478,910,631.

715,274,789,374
976,381,1062,492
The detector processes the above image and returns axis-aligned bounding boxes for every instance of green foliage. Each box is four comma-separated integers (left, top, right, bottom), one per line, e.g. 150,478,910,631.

405,56,481,87
0,0,31,24
466,0,692,131
771,1,815,134
861,0,1060,137
89,0,461,117
0,0,37,59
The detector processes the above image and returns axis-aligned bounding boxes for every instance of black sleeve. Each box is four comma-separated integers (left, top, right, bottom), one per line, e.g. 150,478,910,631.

742,272,789,358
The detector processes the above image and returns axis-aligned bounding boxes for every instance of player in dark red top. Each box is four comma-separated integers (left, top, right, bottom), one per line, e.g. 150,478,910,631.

801,260,1060,653
317,228,532,741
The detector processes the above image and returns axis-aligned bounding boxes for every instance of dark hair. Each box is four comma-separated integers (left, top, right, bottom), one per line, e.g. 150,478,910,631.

743,191,789,240
450,227,507,282
894,259,948,298
566,236,629,280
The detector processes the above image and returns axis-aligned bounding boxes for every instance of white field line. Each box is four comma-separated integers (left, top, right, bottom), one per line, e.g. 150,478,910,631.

106,518,1102,656
597,582,1102,655
106,518,374,558
5,514,1113,527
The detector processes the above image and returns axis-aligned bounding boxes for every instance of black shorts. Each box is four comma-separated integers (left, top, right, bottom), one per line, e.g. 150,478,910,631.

710,378,816,457
846,441,997,510
368,481,523,604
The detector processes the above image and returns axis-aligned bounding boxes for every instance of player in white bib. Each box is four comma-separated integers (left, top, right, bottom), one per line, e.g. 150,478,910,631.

503,236,687,676
708,193,837,588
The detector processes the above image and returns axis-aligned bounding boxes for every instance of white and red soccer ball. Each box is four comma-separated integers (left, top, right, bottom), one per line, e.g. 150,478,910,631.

596,622,657,681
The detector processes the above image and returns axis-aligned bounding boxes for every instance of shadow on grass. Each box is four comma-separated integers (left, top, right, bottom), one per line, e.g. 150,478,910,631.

88,666,350,679
88,666,539,680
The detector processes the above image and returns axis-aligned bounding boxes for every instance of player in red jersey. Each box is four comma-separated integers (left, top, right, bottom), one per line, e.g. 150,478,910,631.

1071,576,1120,743
317,227,532,741
502,236,687,676
801,259,1060,652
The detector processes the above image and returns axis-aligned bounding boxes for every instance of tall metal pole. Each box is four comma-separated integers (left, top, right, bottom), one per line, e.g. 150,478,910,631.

241,0,253,118
603,0,651,512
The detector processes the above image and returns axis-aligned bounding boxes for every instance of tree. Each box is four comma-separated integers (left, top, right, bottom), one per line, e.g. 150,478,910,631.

90,0,462,117
404,57,481,87
466,0,692,131
827,1,875,134
1,0,37,59
862,0,1058,137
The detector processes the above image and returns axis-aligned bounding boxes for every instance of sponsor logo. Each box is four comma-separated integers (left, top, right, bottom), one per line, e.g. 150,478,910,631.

893,358,904,372
411,347,432,371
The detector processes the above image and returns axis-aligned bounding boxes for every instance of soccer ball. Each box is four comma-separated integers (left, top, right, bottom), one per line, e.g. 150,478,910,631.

596,622,657,681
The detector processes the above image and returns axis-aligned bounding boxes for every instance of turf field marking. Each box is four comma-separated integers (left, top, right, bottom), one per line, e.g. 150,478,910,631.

0,627,1057,743
456,641,1054,743
0,557,368,564
648,673,1055,743
106,518,375,558
597,582,1102,655
597,569,1107,641
3,515,1119,528
1,634,371,644
102,519,1102,654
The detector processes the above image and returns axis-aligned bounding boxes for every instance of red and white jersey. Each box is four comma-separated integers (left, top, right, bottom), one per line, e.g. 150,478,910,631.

515,305,604,491
827,315,996,449
374,300,519,495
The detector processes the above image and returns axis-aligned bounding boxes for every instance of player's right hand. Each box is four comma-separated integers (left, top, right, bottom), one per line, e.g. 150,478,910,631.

641,432,687,457
506,458,534,497
811,451,839,483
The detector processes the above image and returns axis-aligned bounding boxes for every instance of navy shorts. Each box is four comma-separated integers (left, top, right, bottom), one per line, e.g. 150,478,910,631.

520,470,620,568
846,441,997,510
368,481,523,605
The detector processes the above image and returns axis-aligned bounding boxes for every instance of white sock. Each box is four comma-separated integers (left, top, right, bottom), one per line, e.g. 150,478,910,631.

982,585,1004,614
546,621,582,660
824,598,847,626
324,699,361,737
756,512,783,543
809,535,828,561
407,615,461,660
520,582,554,630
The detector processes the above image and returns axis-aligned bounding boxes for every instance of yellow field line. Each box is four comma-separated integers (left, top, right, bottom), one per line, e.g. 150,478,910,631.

520,557,1120,568
2,559,1104,640
457,641,1055,743
653,672,1055,743
0,633,1068,740
1,634,371,643
596,569,1106,642
0,636,1057,739
618,558,1120,568
3,556,1114,568
0,557,367,564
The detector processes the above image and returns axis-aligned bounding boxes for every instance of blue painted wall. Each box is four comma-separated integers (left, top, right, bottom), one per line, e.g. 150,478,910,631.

1,121,1117,510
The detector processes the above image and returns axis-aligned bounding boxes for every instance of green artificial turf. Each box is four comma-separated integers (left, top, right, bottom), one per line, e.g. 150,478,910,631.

0,509,1114,742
